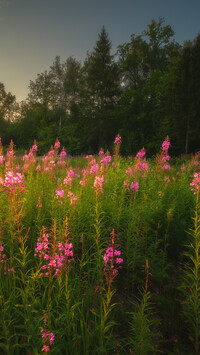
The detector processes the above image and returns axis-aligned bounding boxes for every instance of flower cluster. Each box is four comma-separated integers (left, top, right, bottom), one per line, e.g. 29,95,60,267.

35,229,74,277
41,329,55,352
60,149,67,158
134,148,149,174
0,155,4,165
99,149,104,156
35,230,50,259
103,246,123,281
190,172,200,195
123,180,139,193
90,162,99,175
57,148,67,166
114,134,122,145
63,169,75,189
68,191,78,205
0,245,6,265
93,175,104,194
101,155,112,165
54,138,60,150
130,181,139,192
55,189,65,199
3,171,25,192
160,137,171,170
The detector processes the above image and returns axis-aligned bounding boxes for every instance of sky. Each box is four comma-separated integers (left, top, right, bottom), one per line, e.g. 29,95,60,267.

0,0,200,102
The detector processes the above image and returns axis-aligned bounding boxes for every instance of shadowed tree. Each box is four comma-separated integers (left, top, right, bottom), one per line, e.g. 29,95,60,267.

82,26,121,150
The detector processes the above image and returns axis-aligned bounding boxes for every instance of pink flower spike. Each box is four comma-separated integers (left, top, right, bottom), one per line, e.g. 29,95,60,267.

42,345,50,352
54,138,60,149
114,134,122,144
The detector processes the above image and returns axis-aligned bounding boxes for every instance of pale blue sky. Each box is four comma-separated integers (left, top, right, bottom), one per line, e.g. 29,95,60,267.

0,0,200,102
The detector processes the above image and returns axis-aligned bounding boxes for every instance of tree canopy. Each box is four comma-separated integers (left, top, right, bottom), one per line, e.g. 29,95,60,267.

1,19,200,156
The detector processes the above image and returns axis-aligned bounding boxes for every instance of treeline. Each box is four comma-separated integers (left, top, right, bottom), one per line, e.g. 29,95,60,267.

0,18,200,156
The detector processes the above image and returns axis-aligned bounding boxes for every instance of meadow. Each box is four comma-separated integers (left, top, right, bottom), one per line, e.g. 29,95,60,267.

0,135,200,354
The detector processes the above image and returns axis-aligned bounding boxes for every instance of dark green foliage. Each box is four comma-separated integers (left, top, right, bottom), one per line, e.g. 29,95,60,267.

1,19,200,156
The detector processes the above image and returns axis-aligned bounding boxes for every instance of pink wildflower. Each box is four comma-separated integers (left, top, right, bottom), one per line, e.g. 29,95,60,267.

101,155,111,165
136,148,146,159
36,164,41,171
63,176,72,188
90,163,99,175
41,328,55,352
68,169,75,178
103,233,123,283
93,175,104,194
0,245,6,264
99,149,104,156
86,154,93,159
190,172,200,195
114,134,122,144
32,144,38,151
55,189,65,198
130,181,139,192
162,164,171,170
0,155,4,164
68,191,78,205
162,139,170,153
42,345,50,352
60,149,67,158
54,138,60,149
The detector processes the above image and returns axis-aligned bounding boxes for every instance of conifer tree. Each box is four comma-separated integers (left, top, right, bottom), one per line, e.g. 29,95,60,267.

82,26,121,149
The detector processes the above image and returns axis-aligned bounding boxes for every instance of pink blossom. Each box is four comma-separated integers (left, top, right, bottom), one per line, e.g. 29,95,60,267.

36,164,41,171
162,164,171,170
0,244,6,264
103,244,123,281
190,172,200,195
116,258,123,264
99,149,104,156
54,138,60,149
35,229,74,277
125,167,133,175
41,328,55,352
4,171,24,188
86,154,93,159
60,149,67,157
68,169,75,178
57,160,66,166
130,182,139,192
93,175,104,194
0,155,4,164
136,148,145,159
162,155,170,162
32,144,38,151
48,150,54,156
68,191,78,205
90,163,99,175
55,189,65,198
101,156,111,165
63,176,72,188
114,134,122,144
42,345,50,352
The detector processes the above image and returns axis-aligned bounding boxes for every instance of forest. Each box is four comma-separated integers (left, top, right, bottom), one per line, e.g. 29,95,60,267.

0,17,200,157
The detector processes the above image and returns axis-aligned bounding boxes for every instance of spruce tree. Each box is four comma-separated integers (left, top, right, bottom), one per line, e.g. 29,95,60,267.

82,26,121,150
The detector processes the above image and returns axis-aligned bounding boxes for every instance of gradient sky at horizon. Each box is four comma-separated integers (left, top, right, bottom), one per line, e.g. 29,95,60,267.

1,0,200,102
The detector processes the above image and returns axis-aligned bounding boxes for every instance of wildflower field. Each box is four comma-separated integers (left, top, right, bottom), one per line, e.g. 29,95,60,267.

1,136,200,354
